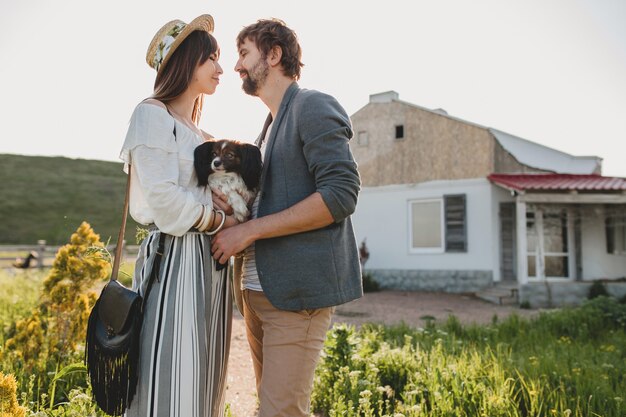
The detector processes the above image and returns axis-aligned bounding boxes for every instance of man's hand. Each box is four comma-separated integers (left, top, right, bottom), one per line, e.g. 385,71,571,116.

210,192,333,264
211,223,255,264
211,188,234,216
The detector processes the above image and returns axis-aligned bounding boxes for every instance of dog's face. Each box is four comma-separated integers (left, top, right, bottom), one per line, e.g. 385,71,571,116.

194,139,263,190
209,140,243,174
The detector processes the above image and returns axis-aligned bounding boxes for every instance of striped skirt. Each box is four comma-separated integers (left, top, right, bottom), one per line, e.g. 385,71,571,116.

125,230,232,417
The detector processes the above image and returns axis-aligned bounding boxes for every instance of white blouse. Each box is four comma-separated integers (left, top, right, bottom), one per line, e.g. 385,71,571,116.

119,102,212,236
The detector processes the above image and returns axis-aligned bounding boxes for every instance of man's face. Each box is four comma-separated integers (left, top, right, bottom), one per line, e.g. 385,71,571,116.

235,38,269,96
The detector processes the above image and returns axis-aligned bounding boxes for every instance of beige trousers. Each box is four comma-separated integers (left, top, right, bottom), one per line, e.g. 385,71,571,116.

242,289,333,417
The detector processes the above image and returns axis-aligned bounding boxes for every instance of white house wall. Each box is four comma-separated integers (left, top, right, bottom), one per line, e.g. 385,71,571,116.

353,178,497,292
581,206,626,279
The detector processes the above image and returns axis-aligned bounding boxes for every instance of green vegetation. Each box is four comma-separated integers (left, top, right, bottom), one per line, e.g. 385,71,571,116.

0,271,43,348
362,272,381,293
2,265,626,417
1,219,624,416
588,281,610,299
0,154,139,245
0,223,109,415
312,298,626,416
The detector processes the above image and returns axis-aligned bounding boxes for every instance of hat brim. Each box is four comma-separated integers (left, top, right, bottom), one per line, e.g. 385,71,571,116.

146,14,215,75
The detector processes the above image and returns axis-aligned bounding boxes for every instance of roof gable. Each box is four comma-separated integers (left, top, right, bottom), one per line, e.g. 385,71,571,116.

489,129,601,175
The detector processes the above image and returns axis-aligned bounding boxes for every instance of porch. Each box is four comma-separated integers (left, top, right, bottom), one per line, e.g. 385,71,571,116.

488,174,626,307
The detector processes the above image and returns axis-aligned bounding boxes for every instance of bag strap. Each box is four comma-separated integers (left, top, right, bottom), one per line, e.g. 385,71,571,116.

142,234,165,312
110,103,176,287
110,169,131,283
110,166,166,309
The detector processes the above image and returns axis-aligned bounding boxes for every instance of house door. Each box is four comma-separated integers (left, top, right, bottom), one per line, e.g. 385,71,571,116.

526,206,575,280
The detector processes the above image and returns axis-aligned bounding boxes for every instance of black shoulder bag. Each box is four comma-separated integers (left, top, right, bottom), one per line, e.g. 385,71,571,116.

85,168,166,416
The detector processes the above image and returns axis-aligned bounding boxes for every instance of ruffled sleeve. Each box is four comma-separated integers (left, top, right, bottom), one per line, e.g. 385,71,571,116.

120,103,178,168
118,102,205,236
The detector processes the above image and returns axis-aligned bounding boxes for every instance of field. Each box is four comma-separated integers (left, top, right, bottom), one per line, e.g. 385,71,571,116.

0,153,139,245
1,265,625,416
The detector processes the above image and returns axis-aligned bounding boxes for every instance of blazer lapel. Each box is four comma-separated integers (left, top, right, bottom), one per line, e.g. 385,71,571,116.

255,113,273,147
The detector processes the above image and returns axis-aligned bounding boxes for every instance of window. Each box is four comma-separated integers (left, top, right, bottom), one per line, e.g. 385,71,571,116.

357,131,368,146
409,194,467,253
606,207,626,255
410,199,443,252
395,125,404,139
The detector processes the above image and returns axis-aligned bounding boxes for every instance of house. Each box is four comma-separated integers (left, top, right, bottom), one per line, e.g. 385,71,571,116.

350,91,626,307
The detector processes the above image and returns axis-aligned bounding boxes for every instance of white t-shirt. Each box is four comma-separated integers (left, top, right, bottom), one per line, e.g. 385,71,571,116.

241,122,272,291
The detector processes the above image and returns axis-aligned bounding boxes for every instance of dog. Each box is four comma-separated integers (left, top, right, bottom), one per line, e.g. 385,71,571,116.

194,139,263,224
12,251,38,269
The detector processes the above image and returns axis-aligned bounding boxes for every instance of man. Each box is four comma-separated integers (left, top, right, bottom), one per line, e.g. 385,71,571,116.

210,18,362,417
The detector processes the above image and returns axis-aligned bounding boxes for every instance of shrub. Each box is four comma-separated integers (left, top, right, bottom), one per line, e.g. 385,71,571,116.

362,272,380,293
0,372,27,417
1,222,109,407
588,280,609,299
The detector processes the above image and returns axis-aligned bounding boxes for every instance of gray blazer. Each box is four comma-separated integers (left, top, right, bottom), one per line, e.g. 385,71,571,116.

233,83,362,311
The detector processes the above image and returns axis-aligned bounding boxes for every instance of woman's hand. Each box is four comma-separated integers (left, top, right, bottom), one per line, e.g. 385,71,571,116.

211,188,234,216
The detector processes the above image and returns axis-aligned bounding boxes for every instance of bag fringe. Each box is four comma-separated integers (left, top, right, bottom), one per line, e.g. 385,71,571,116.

85,299,143,416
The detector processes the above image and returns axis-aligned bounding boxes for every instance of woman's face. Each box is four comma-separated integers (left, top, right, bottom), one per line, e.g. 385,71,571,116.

192,48,223,95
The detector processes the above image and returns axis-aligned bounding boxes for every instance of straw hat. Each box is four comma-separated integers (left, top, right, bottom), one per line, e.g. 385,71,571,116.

146,14,214,74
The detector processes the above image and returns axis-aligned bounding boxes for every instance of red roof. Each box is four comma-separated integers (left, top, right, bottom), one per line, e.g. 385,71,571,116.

488,173,626,192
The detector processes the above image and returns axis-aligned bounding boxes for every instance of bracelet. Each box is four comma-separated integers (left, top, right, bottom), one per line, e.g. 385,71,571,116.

206,209,226,235
198,205,214,232
193,205,205,228
197,205,208,231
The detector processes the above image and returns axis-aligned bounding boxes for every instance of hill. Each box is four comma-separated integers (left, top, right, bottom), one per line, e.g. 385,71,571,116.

0,154,141,245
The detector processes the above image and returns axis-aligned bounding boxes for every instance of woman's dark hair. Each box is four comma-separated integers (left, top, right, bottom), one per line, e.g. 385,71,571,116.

153,30,218,123
236,19,303,80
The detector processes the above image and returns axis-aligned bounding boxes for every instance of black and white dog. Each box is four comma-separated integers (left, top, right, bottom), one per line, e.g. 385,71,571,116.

193,139,263,224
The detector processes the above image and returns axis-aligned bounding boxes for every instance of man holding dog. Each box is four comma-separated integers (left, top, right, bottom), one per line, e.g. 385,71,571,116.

210,18,362,417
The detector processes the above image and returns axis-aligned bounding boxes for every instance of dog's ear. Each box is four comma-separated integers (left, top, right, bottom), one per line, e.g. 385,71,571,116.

240,143,263,190
194,141,215,186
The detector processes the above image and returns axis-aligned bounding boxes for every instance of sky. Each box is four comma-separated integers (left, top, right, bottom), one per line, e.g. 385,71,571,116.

1,0,625,176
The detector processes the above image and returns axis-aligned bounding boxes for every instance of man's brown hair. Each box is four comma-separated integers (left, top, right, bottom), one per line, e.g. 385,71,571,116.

237,19,304,80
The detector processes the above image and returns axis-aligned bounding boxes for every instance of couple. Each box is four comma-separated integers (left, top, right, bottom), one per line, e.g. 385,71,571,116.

119,14,363,417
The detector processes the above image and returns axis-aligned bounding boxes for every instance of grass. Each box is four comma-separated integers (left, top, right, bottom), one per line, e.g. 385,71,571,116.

312,297,626,416
0,153,140,245
0,264,132,416
0,269,44,345
2,264,624,416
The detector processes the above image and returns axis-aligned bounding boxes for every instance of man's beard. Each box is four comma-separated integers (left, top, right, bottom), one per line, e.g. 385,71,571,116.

241,58,269,96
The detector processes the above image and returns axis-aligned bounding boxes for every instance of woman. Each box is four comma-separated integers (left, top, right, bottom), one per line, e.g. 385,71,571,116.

119,14,236,417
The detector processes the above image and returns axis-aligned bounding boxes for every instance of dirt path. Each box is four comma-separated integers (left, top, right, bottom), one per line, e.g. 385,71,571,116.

224,291,540,417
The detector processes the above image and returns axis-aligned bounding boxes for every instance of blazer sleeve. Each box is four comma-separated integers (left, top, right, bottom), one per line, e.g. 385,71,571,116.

297,92,361,222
